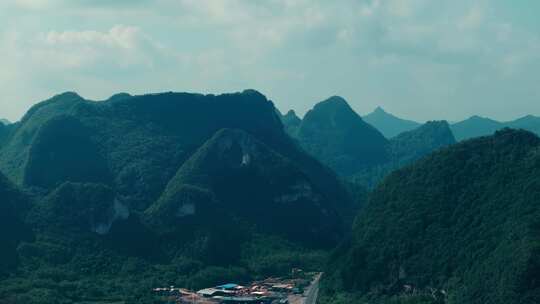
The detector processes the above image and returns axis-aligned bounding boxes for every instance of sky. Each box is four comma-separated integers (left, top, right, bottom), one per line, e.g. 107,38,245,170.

1,0,540,122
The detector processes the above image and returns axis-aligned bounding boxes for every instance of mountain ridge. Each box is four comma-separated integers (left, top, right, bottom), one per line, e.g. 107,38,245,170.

0,90,327,206
450,114,540,140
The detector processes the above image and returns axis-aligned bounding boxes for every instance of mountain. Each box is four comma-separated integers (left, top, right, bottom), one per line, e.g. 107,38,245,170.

321,129,540,304
0,90,354,303
390,120,456,166
146,128,343,247
0,119,10,125
287,97,455,188
363,107,421,138
352,121,456,188
0,90,350,213
280,109,302,137
450,115,504,141
451,114,540,141
294,96,390,177
506,115,540,136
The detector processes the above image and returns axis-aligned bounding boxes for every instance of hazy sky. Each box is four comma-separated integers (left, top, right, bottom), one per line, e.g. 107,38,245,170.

1,0,539,122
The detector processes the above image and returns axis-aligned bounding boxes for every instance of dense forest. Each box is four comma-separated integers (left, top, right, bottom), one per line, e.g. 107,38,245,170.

319,129,540,304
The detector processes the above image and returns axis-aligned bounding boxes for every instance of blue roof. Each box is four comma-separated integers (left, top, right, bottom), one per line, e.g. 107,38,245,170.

217,283,239,289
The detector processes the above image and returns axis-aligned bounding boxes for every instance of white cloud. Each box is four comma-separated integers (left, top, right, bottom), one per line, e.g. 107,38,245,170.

385,0,421,18
31,25,160,69
458,4,485,29
13,0,53,9
45,25,141,49
0,0,539,122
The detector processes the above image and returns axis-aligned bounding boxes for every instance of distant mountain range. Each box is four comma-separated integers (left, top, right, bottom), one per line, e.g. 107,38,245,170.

0,119,9,125
451,114,540,140
362,107,421,138
360,106,540,141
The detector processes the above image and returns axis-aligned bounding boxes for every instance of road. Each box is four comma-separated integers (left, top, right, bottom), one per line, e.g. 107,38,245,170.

288,273,322,304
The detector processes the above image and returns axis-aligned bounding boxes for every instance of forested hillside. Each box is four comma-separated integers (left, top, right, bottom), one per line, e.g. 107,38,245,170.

351,121,456,188
146,128,344,247
0,172,31,276
320,129,540,304
3,89,536,304
389,121,456,166
0,90,354,303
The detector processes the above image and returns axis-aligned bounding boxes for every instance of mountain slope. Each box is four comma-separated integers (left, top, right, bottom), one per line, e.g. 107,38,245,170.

27,182,126,235
24,115,111,188
0,172,31,275
321,129,540,304
363,107,421,138
295,96,390,176
352,121,456,188
390,120,456,166
147,128,343,247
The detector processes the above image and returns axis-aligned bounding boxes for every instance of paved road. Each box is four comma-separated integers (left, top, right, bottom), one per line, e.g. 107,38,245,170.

288,273,322,304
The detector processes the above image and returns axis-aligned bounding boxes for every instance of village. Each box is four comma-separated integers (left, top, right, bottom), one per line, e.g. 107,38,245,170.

152,270,321,304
